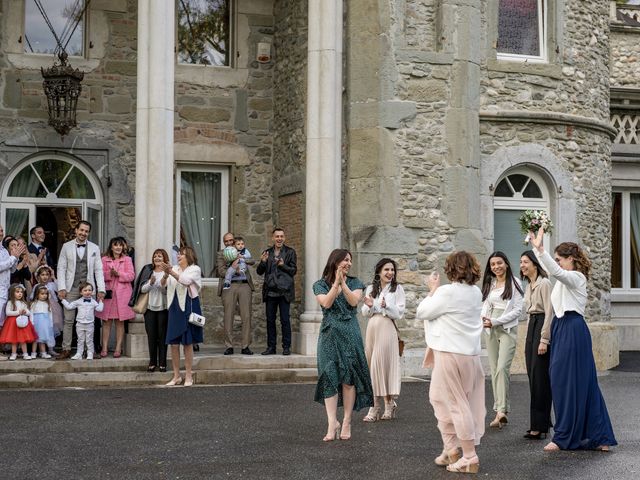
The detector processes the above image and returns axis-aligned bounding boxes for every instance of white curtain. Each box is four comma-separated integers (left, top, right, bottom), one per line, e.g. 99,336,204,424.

6,165,41,238
630,194,640,288
180,171,221,276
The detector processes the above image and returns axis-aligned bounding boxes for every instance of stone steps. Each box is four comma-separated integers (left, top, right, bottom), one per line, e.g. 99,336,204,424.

0,354,318,389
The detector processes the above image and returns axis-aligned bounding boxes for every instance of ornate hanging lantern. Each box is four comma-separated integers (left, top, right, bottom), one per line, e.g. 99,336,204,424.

41,51,84,137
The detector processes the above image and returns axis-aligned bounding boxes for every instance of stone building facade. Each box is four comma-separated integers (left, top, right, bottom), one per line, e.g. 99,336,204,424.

0,0,637,364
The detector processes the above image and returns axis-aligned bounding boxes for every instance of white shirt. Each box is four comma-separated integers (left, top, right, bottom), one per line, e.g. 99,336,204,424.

6,300,30,317
481,279,524,331
141,271,168,311
534,248,587,317
62,297,104,324
361,284,406,320
416,283,483,356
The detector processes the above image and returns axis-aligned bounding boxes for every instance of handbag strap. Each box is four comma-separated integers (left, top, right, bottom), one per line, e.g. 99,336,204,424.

389,317,402,340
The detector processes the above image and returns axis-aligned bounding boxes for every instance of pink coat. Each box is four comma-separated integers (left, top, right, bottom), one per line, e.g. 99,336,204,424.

96,255,136,321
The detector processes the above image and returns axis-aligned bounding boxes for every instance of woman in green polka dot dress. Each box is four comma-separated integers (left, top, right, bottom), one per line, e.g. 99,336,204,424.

313,248,374,442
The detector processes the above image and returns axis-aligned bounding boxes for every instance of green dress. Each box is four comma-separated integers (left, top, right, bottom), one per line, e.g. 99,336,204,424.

313,276,374,411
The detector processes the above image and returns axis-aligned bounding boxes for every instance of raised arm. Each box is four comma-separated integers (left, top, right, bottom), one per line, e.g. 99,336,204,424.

416,286,451,321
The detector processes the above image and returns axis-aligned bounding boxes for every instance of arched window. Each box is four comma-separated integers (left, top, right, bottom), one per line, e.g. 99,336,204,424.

493,169,550,267
1,154,103,259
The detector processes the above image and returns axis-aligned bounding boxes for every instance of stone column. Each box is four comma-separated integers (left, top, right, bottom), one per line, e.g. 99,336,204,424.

128,0,175,358
295,0,343,355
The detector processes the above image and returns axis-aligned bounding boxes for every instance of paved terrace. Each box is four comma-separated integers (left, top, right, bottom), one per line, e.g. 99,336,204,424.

1,353,638,479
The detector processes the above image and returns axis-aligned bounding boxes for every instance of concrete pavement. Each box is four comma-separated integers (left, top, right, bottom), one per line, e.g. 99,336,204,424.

1,362,638,480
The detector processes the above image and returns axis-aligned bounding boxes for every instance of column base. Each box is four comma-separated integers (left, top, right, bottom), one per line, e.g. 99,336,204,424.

294,312,323,355
125,316,149,359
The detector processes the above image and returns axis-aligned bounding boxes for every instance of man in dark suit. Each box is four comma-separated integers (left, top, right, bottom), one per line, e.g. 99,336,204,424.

28,226,54,269
256,227,297,356
216,232,255,355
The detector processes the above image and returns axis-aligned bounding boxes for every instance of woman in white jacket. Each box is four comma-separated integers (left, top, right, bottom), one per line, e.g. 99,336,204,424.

417,251,485,474
480,251,524,428
361,258,405,422
162,246,203,387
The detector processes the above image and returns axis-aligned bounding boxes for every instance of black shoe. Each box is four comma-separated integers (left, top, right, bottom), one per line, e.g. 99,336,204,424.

193,344,200,352
241,347,254,355
282,348,291,356
523,431,547,440
224,348,234,355
261,348,276,355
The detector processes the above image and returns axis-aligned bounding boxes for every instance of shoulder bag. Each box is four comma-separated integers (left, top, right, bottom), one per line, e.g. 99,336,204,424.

390,318,405,357
187,295,205,327
133,291,149,314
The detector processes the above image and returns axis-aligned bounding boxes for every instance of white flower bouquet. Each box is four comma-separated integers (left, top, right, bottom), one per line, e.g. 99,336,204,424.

519,209,553,244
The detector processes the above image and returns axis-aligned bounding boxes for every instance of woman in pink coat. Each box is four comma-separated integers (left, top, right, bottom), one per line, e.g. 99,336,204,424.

97,237,135,358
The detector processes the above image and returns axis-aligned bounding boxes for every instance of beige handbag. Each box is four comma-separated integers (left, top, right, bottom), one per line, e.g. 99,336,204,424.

132,292,149,314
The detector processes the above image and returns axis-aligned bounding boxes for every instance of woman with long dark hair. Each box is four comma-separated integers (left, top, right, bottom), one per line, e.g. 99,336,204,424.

480,251,524,428
313,248,373,442
530,229,617,451
520,250,553,440
361,258,404,422
97,237,136,358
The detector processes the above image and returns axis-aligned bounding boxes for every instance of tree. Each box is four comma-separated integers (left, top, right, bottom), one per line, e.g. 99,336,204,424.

177,0,230,66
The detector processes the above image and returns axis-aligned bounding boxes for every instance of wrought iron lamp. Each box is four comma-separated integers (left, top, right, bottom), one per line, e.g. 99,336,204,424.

41,51,84,137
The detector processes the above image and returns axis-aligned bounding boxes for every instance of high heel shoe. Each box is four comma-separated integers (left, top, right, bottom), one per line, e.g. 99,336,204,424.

381,401,397,420
322,422,340,442
339,422,351,440
184,377,194,387
363,406,382,422
435,449,461,466
543,441,560,452
165,377,183,386
489,413,508,428
446,455,480,474
523,431,547,440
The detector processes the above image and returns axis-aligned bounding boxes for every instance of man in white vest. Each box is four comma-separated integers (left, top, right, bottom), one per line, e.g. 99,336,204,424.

56,220,106,359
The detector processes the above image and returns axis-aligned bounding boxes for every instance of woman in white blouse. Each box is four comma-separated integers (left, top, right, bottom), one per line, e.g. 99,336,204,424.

530,229,617,452
417,251,485,474
130,249,170,373
361,258,405,422
480,251,524,428
162,246,203,387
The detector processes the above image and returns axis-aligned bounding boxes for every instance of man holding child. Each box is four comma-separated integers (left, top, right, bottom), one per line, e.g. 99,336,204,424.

216,232,254,355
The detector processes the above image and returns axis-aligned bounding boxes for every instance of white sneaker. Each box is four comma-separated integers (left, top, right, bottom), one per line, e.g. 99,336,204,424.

9,353,17,361
40,352,52,359
71,353,83,360
23,353,31,360
30,352,37,359
87,354,94,360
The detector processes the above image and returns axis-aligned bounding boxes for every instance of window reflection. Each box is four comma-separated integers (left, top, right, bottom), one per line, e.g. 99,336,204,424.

24,0,85,56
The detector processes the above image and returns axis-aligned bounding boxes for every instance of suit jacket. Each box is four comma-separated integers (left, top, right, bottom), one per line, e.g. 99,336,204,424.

256,244,297,303
216,250,255,296
28,242,54,269
56,240,106,294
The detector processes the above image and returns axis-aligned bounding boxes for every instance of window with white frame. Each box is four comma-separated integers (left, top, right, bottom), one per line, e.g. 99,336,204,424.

612,190,640,290
176,166,229,278
24,0,86,56
497,0,547,62
177,0,232,66
493,170,550,268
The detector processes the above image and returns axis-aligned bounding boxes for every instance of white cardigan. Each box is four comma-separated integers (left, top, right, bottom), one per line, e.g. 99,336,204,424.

481,278,525,331
166,265,202,312
534,248,587,317
416,283,483,356
361,284,406,320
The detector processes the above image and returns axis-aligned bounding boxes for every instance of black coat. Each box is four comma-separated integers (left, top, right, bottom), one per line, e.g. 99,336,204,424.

128,263,154,307
256,245,297,303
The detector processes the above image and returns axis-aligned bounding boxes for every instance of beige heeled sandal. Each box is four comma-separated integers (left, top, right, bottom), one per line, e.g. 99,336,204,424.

381,401,397,420
435,449,461,466
446,455,480,474
363,406,382,422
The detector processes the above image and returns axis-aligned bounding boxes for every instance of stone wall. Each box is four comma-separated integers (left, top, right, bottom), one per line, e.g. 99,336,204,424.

610,28,640,87
346,0,615,349
270,0,308,328
0,0,137,243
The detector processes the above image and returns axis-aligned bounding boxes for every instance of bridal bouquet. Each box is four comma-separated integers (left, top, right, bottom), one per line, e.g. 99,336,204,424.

519,210,553,244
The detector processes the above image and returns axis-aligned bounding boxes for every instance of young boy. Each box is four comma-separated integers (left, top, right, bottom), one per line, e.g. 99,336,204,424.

223,236,254,290
61,282,104,360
